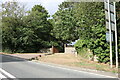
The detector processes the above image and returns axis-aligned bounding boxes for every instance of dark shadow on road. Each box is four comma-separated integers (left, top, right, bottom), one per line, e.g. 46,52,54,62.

0,54,28,63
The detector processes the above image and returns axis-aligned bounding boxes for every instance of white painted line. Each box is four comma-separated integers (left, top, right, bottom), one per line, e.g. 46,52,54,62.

41,63,116,78
29,61,117,78
0,73,7,79
0,68,16,78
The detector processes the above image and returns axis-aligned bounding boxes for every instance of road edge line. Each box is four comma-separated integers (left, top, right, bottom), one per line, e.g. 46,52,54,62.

29,61,118,78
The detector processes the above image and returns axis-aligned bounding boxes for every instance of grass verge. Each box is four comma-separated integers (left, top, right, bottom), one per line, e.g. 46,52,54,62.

37,53,118,73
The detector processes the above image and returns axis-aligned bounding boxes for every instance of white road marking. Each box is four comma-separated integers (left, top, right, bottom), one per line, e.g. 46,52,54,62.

0,73,6,79
0,68,16,78
29,61,117,78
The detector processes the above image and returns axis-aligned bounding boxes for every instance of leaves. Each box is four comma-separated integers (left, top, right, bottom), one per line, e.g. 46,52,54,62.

72,2,110,63
2,2,53,53
52,7,78,44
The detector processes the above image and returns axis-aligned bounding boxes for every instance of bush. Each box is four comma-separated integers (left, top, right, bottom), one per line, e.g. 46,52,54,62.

74,39,92,59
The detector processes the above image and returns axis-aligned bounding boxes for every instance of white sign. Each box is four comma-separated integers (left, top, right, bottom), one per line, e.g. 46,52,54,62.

105,11,115,22
104,1,115,31
105,2,114,13
106,21,115,31
106,32,113,42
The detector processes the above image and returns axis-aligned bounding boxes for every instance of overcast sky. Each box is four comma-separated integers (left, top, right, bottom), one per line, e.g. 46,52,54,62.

2,0,65,16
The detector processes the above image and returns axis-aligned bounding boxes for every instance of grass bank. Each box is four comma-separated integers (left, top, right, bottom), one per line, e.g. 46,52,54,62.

37,53,118,73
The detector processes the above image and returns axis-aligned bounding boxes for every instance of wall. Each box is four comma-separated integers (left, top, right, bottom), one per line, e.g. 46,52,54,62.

65,47,76,54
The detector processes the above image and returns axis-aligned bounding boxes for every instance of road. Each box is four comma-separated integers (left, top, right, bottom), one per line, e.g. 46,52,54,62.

0,54,118,80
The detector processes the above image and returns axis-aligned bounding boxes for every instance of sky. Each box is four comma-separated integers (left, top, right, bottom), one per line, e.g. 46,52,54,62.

1,0,65,16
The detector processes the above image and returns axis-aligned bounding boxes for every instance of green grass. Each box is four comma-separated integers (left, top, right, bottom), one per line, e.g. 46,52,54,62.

74,61,118,73
77,48,91,59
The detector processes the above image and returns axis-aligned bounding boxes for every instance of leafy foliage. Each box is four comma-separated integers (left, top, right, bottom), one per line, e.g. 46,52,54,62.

21,5,53,52
2,1,26,53
73,2,110,63
1,2,53,53
52,8,78,44
116,2,120,63
1,1,120,65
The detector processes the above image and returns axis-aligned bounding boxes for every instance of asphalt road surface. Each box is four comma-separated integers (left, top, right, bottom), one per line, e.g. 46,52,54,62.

0,54,119,80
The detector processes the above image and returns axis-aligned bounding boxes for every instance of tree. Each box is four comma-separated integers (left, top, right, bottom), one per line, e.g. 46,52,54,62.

1,2,54,53
52,2,78,45
21,5,53,52
72,2,110,63
2,1,26,53
116,2,120,64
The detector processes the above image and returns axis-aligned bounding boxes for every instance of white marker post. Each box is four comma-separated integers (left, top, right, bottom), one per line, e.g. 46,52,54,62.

107,0,113,68
113,2,118,68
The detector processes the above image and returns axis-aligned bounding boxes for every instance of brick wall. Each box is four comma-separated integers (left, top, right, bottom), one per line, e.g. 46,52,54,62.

50,46,59,53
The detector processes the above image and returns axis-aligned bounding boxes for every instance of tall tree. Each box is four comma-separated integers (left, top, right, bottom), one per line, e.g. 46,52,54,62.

52,2,78,45
22,5,53,52
2,1,26,53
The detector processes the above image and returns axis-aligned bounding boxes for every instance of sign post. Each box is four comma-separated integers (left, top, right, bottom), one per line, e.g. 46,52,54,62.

105,0,118,68
107,0,113,68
